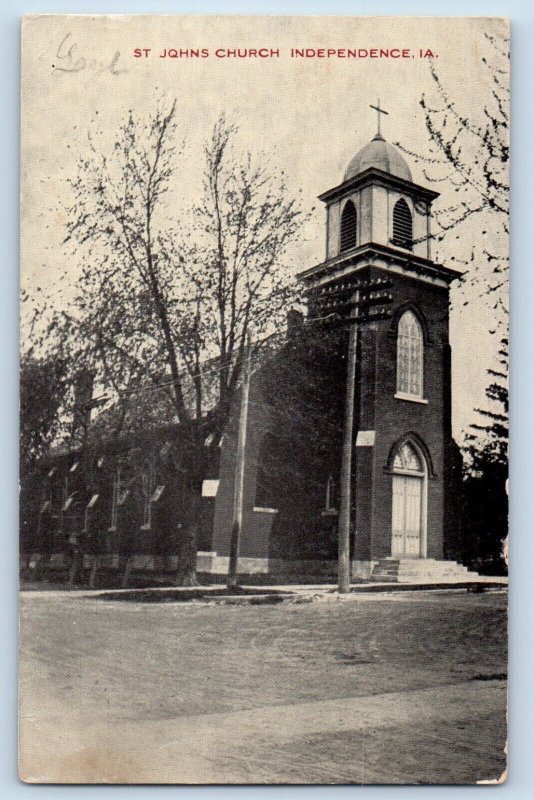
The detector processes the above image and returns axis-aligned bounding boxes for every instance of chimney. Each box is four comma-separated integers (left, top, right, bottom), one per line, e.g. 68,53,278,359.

287,308,304,339
72,369,95,443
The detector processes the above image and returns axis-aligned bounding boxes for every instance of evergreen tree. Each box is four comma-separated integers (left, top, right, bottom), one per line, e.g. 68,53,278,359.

462,338,508,574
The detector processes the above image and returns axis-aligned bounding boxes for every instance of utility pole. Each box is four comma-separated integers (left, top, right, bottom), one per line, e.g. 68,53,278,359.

337,289,359,594
311,276,393,594
227,329,253,590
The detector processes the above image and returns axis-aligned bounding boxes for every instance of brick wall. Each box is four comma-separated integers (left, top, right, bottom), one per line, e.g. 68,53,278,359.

356,266,452,561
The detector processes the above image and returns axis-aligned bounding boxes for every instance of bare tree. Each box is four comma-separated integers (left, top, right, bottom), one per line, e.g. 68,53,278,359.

397,33,509,568
398,31,509,330
62,101,306,583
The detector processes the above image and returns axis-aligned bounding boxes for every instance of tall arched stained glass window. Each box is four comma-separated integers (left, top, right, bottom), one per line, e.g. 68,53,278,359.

393,198,413,250
396,311,423,398
340,200,357,252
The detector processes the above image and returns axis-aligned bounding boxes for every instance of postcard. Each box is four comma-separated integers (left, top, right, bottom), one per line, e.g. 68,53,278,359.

19,15,509,784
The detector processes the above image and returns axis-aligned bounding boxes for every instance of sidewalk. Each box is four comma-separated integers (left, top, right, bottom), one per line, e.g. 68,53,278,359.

20,576,508,603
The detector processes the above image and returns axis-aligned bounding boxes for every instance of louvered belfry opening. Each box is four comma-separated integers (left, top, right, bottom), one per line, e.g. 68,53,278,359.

340,200,357,252
392,198,413,250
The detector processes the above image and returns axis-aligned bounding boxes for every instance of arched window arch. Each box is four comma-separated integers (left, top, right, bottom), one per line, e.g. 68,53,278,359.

392,440,425,475
393,198,413,250
396,311,424,398
340,200,357,252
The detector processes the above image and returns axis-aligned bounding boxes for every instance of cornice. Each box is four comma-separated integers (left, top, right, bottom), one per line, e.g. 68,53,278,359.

318,167,440,205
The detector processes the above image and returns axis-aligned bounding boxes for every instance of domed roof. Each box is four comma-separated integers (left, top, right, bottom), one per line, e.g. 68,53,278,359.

344,133,412,183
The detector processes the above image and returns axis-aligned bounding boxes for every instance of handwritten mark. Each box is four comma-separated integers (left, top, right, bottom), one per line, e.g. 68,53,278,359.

52,33,127,76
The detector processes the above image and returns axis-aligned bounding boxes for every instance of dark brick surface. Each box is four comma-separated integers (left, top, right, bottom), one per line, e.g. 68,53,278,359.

216,263,454,565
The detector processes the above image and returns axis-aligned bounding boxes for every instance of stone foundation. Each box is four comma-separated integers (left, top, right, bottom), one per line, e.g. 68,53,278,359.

24,551,346,580
22,552,381,581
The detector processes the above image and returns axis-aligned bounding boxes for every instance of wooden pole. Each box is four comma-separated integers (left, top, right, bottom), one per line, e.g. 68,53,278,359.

227,330,252,589
89,555,101,589
338,293,359,593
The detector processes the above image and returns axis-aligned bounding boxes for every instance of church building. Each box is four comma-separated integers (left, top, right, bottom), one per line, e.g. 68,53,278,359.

23,113,471,585
207,117,468,582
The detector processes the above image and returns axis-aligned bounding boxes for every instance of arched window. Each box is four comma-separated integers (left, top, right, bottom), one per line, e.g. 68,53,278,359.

397,311,423,398
340,200,357,252
393,198,413,250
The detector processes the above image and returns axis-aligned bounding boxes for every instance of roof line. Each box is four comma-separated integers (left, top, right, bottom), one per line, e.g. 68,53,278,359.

298,242,463,283
317,167,440,204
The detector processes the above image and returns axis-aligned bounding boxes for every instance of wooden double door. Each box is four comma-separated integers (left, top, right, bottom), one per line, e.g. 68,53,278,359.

391,441,426,558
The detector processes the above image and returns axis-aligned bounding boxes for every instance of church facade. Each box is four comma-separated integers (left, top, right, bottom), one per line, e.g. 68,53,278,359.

207,130,464,579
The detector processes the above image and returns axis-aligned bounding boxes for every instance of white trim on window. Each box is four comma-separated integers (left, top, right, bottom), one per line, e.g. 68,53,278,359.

394,392,428,405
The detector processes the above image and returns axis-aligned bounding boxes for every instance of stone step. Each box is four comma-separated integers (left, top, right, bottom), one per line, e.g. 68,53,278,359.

375,559,467,569
374,560,468,570
370,558,479,584
379,569,471,577
373,566,400,572
373,565,469,573
369,575,479,586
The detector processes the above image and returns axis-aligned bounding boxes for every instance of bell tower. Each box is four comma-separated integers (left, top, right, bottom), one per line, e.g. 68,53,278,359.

324,103,435,264
299,108,462,578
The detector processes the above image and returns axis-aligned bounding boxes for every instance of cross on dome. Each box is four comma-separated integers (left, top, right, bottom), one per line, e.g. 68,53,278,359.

342,99,411,181
369,99,389,139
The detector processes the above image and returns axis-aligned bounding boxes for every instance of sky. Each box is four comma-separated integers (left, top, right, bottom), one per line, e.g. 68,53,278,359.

20,14,509,440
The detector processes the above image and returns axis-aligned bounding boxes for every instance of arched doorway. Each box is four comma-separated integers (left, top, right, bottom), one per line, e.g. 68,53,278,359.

391,440,427,558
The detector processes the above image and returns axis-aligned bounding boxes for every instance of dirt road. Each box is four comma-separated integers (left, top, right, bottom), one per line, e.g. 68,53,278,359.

19,589,507,784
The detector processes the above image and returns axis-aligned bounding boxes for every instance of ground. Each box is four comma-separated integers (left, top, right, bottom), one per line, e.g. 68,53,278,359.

18,588,507,784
